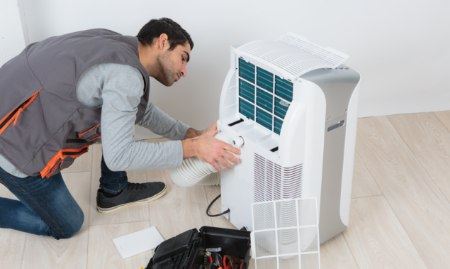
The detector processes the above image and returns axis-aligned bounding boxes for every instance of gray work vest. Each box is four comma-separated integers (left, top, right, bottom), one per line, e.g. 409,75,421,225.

0,29,150,178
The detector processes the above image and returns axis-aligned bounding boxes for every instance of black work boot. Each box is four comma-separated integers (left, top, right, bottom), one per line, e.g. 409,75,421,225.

96,182,167,213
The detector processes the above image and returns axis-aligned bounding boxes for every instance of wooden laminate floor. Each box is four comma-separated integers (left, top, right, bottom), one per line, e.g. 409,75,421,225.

1,111,449,268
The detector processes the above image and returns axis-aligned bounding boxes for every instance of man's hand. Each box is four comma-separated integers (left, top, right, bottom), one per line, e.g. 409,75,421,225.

182,122,240,171
201,122,218,136
184,122,217,139
184,128,202,139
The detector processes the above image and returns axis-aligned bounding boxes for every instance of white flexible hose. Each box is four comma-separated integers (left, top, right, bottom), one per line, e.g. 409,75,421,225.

170,157,217,187
170,130,241,187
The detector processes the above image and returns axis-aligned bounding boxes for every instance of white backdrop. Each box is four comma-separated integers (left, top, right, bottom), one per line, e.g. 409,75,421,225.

0,0,26,65
4,0,450,129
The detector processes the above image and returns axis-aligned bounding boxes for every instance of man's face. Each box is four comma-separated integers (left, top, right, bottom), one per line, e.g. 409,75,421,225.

156,41,191,86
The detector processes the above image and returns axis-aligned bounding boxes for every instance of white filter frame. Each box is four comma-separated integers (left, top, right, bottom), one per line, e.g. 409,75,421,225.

251,197,320,269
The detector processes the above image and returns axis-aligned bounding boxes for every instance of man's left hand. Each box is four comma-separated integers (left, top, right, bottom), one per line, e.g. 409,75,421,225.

184,122,217,139
184,128,202,139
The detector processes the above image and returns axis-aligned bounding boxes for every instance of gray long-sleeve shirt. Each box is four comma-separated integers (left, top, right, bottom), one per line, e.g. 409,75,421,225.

0,63,189,177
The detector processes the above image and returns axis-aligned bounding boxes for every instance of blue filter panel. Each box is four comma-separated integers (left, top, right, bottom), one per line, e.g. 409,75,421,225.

256,108,272,130
256,67,273,92
274,117,283,135
239,58,255,83
238,57,293,134
239,79,255,103
275,76,293,102
239,98,254,120
274,97,289,119
256,88,273,112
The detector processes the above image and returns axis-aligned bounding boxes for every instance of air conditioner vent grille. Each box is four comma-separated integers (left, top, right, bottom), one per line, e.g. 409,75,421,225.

254,154,302,202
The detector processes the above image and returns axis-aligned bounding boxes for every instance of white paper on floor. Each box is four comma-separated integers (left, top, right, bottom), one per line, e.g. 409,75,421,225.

113,226,164,259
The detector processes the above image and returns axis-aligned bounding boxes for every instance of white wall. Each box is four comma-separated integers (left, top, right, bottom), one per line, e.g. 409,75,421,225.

10,0,450,128
0,0,26,66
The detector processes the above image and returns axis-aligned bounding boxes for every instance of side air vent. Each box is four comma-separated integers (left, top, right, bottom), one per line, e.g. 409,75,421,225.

254,154,303,202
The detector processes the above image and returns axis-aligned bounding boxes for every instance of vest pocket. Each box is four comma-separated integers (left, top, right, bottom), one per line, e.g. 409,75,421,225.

0,90,40,135
40,147,89,178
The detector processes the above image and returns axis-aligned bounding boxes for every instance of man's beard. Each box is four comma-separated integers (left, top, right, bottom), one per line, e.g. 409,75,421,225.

156,56,175,86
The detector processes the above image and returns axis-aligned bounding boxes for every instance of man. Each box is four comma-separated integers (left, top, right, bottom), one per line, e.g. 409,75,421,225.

0,18,240,239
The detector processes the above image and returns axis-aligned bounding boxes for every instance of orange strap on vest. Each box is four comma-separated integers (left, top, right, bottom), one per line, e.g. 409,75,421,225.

40,147,89,178
0,90,40,135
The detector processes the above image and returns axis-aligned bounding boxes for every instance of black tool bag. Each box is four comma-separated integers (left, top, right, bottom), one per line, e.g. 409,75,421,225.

147,226,251,269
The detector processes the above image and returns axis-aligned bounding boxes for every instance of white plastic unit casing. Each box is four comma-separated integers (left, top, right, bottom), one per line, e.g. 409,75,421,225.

218,33,360,244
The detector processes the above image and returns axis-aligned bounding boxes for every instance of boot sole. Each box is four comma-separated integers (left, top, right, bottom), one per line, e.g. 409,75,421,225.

96,185,167,214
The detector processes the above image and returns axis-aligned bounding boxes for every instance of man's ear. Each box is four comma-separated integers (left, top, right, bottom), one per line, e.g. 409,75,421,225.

157,33,169,50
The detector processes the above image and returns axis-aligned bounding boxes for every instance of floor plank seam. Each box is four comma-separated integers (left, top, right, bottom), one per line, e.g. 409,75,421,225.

355,119,430,268
387,116,450,204
19,236,27,269
88,219,151,228
355,141,383,198
351,193,383,200
379,191,428,267
202,186,215,227
341,233,361,269
435,111,450,133
85,175,92,269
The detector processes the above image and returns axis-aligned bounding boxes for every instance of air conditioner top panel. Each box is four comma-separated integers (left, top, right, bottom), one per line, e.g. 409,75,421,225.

235,33,349,81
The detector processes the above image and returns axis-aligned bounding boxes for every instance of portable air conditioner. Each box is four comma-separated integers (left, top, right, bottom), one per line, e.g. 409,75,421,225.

217,33,360,244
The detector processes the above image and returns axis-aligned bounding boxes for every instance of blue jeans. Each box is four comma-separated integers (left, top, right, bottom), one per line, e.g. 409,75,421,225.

0,156,127,239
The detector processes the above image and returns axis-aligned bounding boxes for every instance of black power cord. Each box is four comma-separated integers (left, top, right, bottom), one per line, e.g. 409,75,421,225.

206,194,230,217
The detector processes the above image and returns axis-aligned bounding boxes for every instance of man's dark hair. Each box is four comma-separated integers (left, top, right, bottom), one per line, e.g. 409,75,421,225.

137,18,194,50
